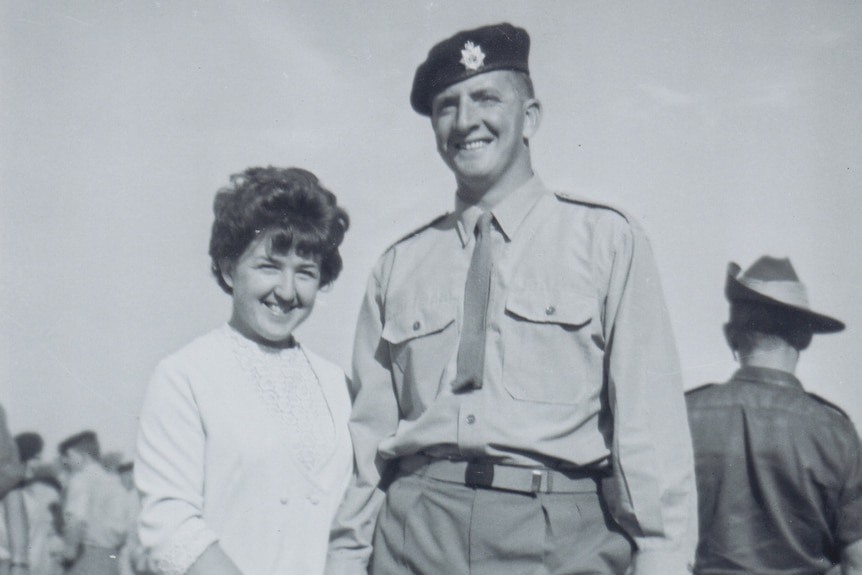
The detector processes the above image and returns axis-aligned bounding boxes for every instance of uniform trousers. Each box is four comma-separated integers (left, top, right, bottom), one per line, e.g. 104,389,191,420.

370,472,633,575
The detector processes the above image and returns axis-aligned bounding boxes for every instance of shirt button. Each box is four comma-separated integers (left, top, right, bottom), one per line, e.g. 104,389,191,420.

412,321,421,331
280,496,289,505
466,414,476,424
545,305,556,316
308,493,320,505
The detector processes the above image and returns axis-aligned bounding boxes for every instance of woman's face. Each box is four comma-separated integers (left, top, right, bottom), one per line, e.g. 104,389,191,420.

222,232,322,347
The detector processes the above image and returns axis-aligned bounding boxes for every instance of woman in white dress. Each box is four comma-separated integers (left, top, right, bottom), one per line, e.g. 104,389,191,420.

135,167,352,575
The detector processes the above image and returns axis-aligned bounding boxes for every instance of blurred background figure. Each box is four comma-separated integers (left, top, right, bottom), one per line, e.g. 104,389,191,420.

115,463,150,575
0,405,28,575
100,454,124,475
57,431,128,575
14,433,63,575
686,257,862,575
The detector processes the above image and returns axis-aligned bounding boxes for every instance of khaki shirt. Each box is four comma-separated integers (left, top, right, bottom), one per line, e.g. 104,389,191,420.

687,367,862,573
328,177,696,574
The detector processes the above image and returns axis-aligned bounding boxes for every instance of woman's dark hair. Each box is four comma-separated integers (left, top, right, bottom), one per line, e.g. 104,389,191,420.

208,166,350,293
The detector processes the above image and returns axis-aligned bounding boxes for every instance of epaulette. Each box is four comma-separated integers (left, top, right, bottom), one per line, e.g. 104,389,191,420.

553,191,630,222
385,212,450,252
807,392,850,419
685,383,717,396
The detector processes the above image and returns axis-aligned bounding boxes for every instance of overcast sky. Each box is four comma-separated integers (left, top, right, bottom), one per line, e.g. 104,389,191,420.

2,0,861,459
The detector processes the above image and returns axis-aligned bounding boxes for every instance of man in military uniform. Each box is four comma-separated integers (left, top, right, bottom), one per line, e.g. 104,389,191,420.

686,256,862,574
327,23,696,575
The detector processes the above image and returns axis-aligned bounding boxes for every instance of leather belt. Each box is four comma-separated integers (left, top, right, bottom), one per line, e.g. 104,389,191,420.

398,455,606,495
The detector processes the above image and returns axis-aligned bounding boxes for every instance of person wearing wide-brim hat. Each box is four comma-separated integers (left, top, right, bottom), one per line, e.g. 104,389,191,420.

328,22,697,575
686,256,862,574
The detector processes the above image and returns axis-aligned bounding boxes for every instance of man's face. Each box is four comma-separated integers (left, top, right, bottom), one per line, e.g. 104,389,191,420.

430,71,535,192
60,448,86,472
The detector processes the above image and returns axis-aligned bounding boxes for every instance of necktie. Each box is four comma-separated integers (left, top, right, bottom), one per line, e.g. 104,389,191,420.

453,211,494,392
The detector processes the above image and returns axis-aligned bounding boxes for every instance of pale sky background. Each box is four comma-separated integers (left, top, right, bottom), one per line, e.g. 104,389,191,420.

2,1,860,460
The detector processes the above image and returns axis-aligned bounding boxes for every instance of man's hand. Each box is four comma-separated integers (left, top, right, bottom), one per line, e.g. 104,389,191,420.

842,538,862,575
61,541,81,563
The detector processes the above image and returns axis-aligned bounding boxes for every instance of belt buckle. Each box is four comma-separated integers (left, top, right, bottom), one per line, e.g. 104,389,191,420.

465,462,495,488
530,469,546,493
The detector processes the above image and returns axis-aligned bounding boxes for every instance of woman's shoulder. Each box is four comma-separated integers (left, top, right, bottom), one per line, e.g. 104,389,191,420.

158,325,233,367
148,325,236,389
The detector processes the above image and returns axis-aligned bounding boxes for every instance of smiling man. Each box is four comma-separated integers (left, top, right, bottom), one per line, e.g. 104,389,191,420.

326,23,697,575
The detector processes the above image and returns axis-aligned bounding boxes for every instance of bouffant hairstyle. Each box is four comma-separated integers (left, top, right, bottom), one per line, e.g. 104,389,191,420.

208,167,350,293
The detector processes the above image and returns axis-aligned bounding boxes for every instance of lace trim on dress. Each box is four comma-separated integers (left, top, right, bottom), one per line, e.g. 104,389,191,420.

151,528,217,575
226,326,336,472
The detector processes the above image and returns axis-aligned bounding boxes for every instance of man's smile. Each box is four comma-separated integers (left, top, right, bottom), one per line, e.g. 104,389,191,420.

456,138,492,151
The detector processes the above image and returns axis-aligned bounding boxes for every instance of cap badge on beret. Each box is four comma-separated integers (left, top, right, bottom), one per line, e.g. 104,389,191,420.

459,41,486,71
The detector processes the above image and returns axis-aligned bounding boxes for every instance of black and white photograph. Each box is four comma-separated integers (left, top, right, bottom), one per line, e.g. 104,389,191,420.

2,2,861,574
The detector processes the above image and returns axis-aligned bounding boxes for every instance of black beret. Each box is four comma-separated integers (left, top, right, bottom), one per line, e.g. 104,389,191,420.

411,23,530,116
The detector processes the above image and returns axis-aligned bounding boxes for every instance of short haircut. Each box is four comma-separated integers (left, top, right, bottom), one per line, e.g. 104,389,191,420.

58,430,100,460
726,302,813,351
14,432,43,463
209,166,350,293
511,70,535,100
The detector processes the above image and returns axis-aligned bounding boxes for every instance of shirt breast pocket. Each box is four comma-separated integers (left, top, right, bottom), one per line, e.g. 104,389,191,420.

382,300,458,411
502,290,601,405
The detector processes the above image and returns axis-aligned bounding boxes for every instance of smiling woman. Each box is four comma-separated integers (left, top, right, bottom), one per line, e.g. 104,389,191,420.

209,167,348,348
133,167,353,575
222,239,323,347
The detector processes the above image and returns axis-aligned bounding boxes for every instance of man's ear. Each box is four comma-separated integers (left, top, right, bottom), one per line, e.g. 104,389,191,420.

522,98,543,140
723,323,737,351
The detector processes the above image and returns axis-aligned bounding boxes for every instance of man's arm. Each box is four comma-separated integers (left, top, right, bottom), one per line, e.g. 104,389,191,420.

598,216,697,575
0,405,25,498
3,488,30,575
60,471,90,566
326,257,400,575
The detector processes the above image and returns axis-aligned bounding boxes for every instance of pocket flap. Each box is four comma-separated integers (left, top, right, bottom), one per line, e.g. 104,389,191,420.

383,303,457,344
506,290,593,326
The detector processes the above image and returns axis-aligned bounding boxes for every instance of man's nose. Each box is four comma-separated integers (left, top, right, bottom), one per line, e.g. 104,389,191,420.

454,99,478,132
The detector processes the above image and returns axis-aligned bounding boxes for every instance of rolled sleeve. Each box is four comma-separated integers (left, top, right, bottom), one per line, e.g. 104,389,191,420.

135,360,219,575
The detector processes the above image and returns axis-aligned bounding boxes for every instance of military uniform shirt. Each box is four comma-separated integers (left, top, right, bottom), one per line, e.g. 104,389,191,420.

327,176,697,574
687,366,862,574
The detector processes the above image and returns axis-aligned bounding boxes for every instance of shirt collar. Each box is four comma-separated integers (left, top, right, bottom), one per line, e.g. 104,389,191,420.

730,365,804,391
454,175,547,247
